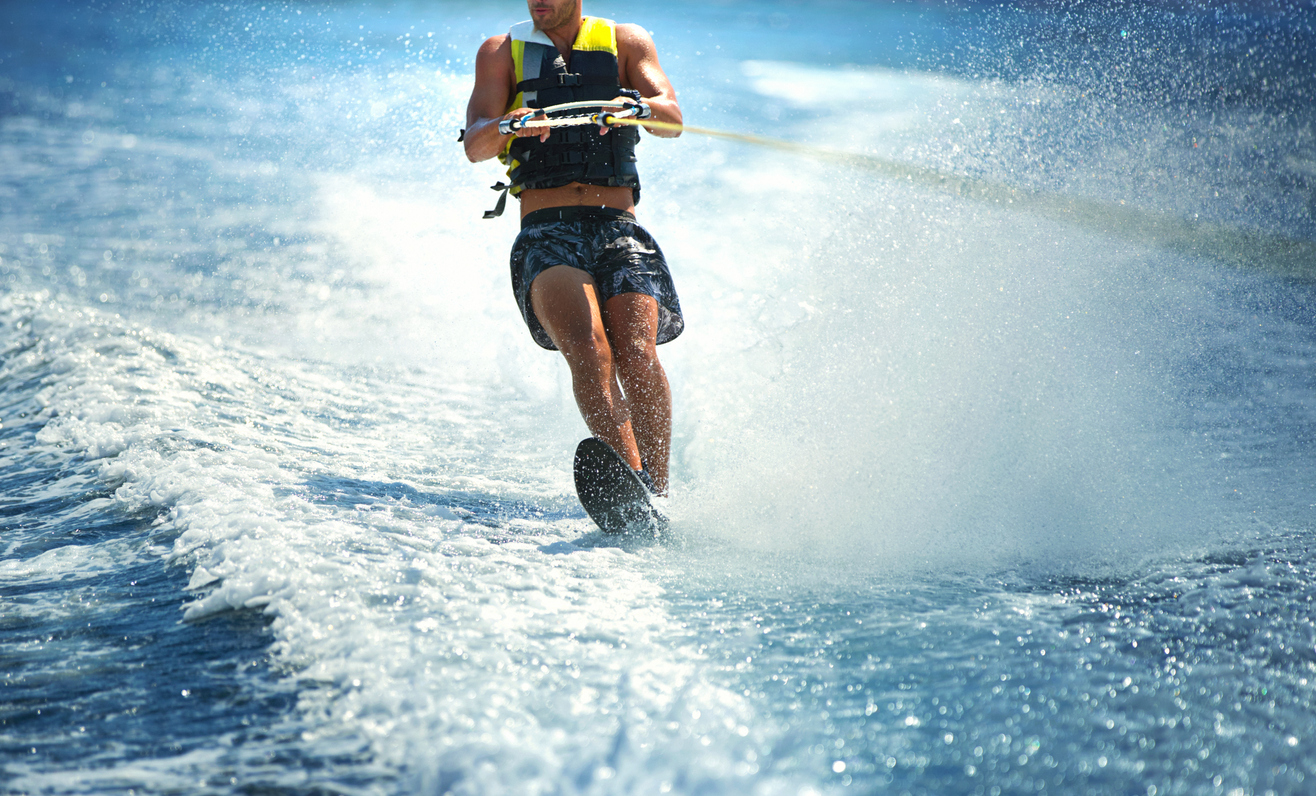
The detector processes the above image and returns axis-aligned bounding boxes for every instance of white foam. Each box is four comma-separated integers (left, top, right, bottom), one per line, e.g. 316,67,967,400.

2,288,794,793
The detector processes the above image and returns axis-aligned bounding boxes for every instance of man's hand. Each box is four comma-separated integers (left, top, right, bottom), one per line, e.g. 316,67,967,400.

506,107,551,142
595,96,652,136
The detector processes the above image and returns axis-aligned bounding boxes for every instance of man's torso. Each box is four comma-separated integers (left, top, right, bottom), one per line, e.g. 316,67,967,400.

504,18,637,216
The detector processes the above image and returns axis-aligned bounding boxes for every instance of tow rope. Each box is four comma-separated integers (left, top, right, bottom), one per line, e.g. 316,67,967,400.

491,102,1315,278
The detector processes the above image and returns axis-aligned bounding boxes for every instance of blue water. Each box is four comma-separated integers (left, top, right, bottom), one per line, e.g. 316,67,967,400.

3,1,1315,794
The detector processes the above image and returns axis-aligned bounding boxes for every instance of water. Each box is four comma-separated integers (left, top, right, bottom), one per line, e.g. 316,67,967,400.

2,0,1315,794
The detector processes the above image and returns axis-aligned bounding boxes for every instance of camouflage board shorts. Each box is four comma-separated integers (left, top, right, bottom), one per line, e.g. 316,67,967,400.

510,206,684,351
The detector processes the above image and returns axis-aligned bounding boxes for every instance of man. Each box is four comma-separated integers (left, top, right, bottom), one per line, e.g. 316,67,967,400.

463,0,683,496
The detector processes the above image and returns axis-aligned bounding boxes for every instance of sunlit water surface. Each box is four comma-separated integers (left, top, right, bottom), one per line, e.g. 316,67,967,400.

2,1,1315,794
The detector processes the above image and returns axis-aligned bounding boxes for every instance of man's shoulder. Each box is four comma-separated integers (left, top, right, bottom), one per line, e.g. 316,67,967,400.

614,22,658,53
614,22,654,40
476,32,511,59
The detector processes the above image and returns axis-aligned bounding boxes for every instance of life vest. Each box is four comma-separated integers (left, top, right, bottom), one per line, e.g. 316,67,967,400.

488,17,641,217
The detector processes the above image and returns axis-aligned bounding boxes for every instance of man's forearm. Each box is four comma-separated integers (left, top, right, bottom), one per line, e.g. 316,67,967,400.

464,116,509,163
640,95,682,138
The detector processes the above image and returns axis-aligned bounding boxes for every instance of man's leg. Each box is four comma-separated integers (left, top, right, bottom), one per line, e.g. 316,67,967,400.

529,265,645,473
602,293,671,495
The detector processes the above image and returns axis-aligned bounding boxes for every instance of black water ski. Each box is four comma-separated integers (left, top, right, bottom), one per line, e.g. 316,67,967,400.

573,438,667,534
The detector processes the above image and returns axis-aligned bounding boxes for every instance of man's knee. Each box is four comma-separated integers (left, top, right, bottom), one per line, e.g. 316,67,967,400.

612,334,659,375
557,321,612,365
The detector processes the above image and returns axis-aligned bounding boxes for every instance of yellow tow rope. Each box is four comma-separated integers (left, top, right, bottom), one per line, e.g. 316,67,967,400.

607,116,827,151
601,117,1315,279
508,105,1313,278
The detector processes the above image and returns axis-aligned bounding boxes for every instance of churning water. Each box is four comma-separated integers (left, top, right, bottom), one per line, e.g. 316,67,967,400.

3,1,1316,794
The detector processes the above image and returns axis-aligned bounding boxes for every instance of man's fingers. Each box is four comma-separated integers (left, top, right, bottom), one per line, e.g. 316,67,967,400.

511,125,548,140
504,108,544,137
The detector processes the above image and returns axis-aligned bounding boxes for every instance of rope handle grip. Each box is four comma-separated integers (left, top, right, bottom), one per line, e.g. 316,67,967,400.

498,109,545,136
594,102,651,126
498,101,650,135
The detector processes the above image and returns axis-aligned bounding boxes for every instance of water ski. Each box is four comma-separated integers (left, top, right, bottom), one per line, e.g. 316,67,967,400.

573,438,667,534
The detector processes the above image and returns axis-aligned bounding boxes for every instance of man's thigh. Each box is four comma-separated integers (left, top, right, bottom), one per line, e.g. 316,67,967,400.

601,292,660,354
529,265,606,350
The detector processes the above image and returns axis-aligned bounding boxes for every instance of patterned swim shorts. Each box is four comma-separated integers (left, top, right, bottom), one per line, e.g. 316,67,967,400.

510,206,684,351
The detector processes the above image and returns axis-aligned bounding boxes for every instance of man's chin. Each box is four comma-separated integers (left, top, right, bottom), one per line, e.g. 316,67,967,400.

532,11,571,32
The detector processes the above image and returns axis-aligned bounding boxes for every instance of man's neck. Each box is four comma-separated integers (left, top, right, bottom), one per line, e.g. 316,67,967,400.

539,16,582,59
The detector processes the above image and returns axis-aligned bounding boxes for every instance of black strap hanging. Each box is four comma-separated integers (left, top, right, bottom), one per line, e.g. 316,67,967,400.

483,182,511,219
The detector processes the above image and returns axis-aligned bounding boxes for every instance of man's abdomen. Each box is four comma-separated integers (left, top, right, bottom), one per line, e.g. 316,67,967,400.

519,183,636,217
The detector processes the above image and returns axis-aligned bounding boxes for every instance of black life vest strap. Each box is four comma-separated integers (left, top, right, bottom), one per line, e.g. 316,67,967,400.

483,182,511,219
516,73,618,94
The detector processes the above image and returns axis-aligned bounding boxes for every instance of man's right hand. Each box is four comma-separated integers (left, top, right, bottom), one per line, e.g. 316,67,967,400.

504,107,551,142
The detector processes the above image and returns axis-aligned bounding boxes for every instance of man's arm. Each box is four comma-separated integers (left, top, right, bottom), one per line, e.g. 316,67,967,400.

463,35,548,163
616,24,682,139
